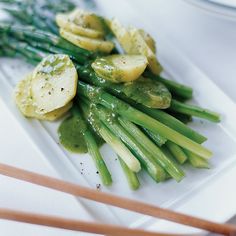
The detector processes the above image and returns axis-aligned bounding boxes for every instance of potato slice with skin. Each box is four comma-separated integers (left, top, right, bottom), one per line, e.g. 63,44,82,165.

14,74,37,117
107,18,132,53
14,74,72,121
108,19,162,74
129,28,162,75
56,13,104,39
60,29,114,53
69,8,106,34
92,55,148,83
31,54,78,114
35,102,73,121
138,29,156,53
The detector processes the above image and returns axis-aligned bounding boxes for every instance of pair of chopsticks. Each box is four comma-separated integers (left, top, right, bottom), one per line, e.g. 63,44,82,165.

0,163,235,236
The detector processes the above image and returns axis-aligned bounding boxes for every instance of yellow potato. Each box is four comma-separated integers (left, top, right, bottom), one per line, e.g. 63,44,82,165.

138,29,156,53
130,28,162,75
69,8,106,34
31,54,78,114
14,74,37,117
56,13,104,39
14,73,72,121
108,19,162,75
107,18,132,53
60,29,114,53
92,55,148,83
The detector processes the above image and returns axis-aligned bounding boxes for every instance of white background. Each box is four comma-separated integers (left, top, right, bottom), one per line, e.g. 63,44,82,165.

0,0,236,235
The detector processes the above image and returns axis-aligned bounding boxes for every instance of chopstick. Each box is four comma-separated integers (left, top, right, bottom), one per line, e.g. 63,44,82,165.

0,163,235,235
0,208,183,236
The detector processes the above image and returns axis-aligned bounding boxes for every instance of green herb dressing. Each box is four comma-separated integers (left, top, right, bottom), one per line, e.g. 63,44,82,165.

58,113,104,153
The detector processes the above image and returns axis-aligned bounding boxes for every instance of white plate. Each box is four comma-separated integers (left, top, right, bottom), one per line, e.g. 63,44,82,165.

185,0,236,19
208,0,236,8
1,0,236,234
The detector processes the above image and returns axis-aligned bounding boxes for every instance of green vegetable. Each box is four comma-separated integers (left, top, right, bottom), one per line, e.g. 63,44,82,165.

78,81,212,159
166,141,188,164
92,104,167,182
71,106,112,186
118,117,184,182
184,150,210,169
0,23,93,57
80,102,141,173
118,156,140,190
170,99,221,123
141,128,167,147
132,103,207,144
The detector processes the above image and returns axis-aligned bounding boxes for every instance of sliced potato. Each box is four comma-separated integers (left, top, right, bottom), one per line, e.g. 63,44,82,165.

14,73,72,121
36,102,73,121
108,19,162,75
107,18,132,53
129,28,162,75
138,29,156,53
56,13,104,39
60,29,114,53
31,54,78,114
92,55,148,83
14,74,37,117
69,8,106,34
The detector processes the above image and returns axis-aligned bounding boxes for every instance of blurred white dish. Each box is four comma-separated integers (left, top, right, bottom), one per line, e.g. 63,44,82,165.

208,0,236,8
185,0,236,19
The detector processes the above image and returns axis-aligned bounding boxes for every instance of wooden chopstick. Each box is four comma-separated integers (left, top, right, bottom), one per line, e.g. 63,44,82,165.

0,163,235,235
0,208,183,236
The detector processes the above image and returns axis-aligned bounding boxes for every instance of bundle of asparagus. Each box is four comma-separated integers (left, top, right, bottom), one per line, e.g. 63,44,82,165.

0,0,220,190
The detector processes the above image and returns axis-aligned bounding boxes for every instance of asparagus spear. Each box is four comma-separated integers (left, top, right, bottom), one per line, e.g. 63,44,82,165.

118,117,184,182
2,2,59,33
141,128,167,147
0,0,75,13
118,156,140,190
167,111,192,124
27,41,87,64
89,103,167,182
78,81,212,159
169,99,221,123
165,141,188,164
79,101,141,173
0,23,93,58
6,39,49,62
133,103,207,144
71,106,112,186
184,150,210,169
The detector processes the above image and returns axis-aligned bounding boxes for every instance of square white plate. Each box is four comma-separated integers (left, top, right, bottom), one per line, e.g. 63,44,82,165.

1,0,236,234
